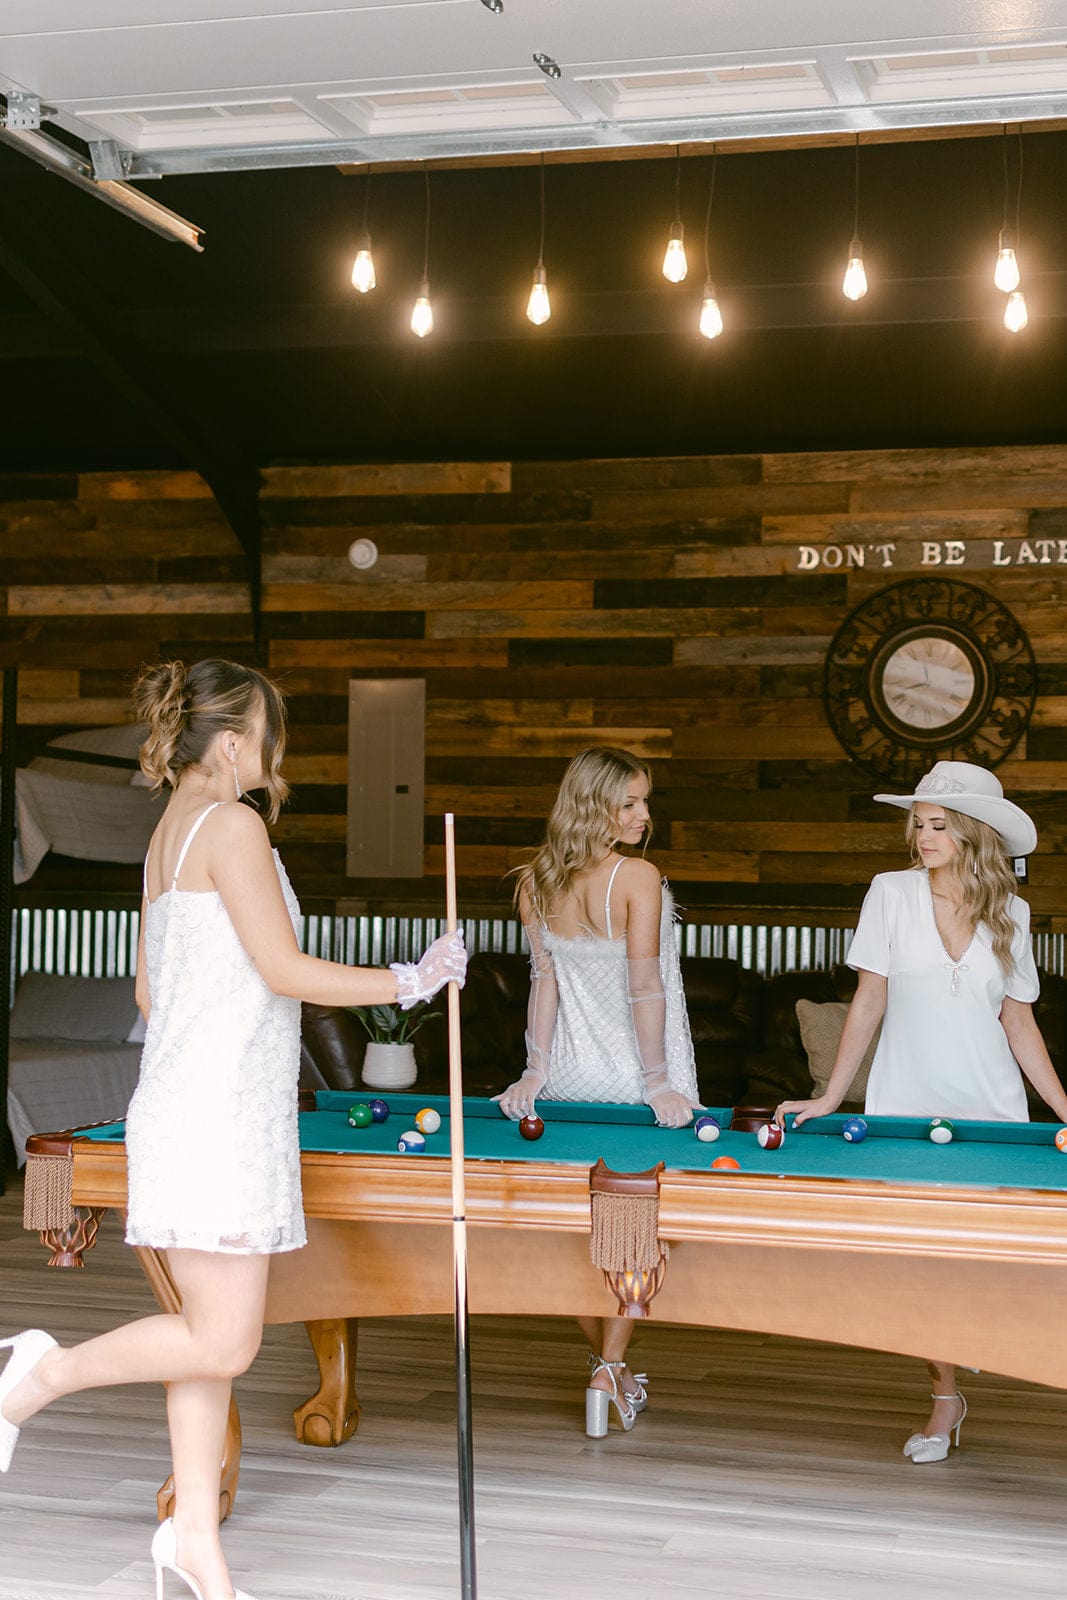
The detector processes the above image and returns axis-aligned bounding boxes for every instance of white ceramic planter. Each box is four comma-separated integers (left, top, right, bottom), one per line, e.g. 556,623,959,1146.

361,1040,417,1090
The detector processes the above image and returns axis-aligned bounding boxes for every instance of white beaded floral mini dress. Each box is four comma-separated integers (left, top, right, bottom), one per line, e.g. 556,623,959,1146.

125,802,307,1255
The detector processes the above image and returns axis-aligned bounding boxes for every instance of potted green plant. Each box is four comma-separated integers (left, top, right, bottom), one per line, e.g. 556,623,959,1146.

348,1002,438,1090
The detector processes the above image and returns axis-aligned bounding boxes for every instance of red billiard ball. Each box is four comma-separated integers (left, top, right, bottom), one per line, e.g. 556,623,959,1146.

711,1156,741,1171
757,1123,784,1150
519,1114,545,1141
1055,1127,1067,1153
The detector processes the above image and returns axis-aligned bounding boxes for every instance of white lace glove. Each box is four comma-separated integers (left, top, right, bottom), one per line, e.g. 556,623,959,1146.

628,955,701,1128
493,923,557,1119
391,931,467,1010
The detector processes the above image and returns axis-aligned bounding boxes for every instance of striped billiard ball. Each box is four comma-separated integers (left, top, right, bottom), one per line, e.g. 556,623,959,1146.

415,1107,442,1135
694,1115,721,1143
928,1118,954,1144
757,1122,784,1150
397,1130,426,1154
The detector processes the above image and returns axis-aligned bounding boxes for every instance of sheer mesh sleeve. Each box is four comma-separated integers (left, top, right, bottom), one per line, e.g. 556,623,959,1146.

627,955,670,1099
492,923,558,1118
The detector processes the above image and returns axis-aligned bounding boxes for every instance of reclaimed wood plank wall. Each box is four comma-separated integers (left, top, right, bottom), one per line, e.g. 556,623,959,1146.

2,447,1065,927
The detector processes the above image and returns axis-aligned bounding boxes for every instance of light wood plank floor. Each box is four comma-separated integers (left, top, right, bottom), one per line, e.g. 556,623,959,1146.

2,1173,1067,1600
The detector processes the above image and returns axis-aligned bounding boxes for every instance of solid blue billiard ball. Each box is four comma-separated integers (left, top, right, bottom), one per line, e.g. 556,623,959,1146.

694,1115,721,1143
842,1116,867,1144
369,1099,390,1123
397,1130,426,1154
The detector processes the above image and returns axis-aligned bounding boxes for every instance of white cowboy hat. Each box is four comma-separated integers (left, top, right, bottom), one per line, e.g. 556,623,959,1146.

874,760,1037,857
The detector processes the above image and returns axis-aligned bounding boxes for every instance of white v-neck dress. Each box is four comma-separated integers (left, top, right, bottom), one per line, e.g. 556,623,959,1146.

846,868,1039,1121
124,802,306,1255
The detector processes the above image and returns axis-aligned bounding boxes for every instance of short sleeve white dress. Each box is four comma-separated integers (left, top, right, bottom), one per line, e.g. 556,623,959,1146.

124,802,307,1255
539,865,699,1105
846,868,1039,1121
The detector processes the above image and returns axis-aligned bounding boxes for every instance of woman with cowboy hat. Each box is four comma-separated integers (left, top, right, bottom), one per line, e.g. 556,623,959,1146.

777,759,1067,1465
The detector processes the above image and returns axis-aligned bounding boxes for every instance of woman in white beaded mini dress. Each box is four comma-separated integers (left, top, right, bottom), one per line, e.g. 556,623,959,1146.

778,760,1067,1466
495,746,701,1437
0,659,466,1600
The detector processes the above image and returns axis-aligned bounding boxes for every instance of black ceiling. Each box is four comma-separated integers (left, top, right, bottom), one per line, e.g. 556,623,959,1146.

1,128,1066,473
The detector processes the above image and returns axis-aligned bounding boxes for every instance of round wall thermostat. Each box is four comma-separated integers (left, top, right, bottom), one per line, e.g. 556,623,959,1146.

347,538,379,570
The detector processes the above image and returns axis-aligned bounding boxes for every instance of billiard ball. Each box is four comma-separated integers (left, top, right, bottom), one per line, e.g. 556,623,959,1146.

694,1115,721,1143
928,1118,954,1145
1055,1127,1067,1153
347,1103,373,1128
415,1107,442,1135
757,1122,784,1150
397,1130,426,1154
711,1156,741,1171
519,1114,545,1141
369,1099,390,1123
842,1116,868,1144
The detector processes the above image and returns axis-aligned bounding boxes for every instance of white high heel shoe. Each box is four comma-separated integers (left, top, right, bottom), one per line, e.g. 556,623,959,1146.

585,1356,637,1438
623,1372,649,1414
151,1519,256,1600
0,1329,58,1473
903,1391,967,1464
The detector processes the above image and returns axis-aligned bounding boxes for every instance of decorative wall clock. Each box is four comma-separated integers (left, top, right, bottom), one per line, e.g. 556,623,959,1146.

823,579,1036,786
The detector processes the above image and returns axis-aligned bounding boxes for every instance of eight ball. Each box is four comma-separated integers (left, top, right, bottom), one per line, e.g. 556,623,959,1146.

519,1114,545,1141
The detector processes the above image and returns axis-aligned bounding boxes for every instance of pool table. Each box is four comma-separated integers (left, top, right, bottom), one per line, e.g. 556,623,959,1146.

25,1092,1067,1519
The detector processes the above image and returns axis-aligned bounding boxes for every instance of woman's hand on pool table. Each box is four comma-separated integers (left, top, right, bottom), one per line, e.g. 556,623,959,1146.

775,1094,839,1130
493,1067,544,1120
647,1088,702,1129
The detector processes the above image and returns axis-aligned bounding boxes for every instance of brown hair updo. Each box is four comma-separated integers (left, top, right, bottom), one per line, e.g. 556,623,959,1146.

132,658,289,823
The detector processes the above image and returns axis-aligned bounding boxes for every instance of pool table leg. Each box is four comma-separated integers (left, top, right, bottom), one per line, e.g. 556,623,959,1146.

294,1318,361,1446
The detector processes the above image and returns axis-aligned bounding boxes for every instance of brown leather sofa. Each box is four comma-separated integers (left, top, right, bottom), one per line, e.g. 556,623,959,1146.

300,952,1067,1121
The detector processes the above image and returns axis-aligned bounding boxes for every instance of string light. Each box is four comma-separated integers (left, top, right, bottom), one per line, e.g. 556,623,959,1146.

1004,289,1028,332
993,127,1021,292
662,147,688,283
842,135,868,301
698,148,723,340
350,166,376,293
410,169,433,337
526,155,551,325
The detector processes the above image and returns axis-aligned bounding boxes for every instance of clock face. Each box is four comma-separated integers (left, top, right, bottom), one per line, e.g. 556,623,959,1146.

878,635,977,732
823,579,1036,787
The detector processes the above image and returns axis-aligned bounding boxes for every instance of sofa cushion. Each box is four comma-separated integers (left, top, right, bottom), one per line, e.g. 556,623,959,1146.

795,998,880,1103
10,972,139,1043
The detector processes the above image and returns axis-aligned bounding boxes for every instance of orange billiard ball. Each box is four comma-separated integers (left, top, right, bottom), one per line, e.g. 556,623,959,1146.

711,1156,741,1171
1055,1127,1067,1153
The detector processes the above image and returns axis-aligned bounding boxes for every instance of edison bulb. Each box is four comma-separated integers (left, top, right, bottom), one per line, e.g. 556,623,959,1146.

1004,289,1028,333
662,223,688,283
842,238,868,301
994,245,1020,294
351,239,376,293
410,287,434,338
698,280,723,340
526,264,550,326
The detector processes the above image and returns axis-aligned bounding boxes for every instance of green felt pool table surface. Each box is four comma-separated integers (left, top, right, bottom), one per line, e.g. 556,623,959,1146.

80,1091,1067,1194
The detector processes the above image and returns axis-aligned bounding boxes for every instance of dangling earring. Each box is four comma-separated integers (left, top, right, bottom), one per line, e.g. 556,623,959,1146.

231,758,242,800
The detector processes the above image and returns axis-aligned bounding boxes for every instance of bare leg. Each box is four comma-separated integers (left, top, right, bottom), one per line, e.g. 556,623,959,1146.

922,1359,964,1439
3,1248,269,1600
576,1316,639,1396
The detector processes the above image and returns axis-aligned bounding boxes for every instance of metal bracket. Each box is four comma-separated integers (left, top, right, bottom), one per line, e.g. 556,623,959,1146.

3,93,42,131
89,140,133,181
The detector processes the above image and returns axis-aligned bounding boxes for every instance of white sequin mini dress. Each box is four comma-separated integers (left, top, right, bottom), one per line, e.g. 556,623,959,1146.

125,802,307,1255
540,867,699,1105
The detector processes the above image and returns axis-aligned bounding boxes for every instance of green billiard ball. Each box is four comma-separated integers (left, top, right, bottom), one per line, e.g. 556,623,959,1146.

928,1118,954,1145
348,1103,374,1128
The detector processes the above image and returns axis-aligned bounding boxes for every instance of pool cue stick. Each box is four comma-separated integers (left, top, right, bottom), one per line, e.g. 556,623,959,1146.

444,812,477,1600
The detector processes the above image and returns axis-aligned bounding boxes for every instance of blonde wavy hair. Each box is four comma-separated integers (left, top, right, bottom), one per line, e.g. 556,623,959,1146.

905,805,1020,974
512,746,652,921
132,658,290,823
